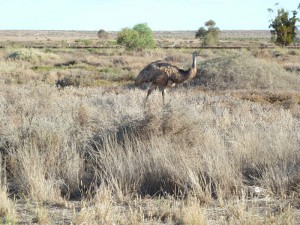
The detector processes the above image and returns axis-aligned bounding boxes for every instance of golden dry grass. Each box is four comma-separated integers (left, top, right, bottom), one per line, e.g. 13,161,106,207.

0,36,300,223
0,83,300,224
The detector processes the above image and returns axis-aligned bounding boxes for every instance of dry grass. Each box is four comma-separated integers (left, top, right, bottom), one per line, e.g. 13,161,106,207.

0,82,299,223
191,50,300,91
0,187,16,224
0,43,300,223
1,46,299,89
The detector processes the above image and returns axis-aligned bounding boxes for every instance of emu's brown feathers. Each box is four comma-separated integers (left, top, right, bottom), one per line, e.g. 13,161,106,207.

135,52,200,106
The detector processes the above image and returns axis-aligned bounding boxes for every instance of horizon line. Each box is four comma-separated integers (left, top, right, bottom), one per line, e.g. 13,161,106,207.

0,29,272,32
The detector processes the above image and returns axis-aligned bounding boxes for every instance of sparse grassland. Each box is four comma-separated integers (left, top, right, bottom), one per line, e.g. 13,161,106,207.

0,31,300,224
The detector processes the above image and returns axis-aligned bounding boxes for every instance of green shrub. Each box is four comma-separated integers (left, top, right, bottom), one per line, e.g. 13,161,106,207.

6,48,58,63
117,23,156,51
268,5,300,46
195,20,220,47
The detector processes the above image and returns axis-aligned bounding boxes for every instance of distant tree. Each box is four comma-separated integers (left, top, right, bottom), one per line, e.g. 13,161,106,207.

97,29,109,40
195,20,220,46
205,20,216,27
268,4,300,46
117,23,156,51
195,27,206,39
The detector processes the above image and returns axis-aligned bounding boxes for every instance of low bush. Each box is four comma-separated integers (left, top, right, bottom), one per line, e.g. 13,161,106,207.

6,48,59,63
117,23,156,51
192,51,300,90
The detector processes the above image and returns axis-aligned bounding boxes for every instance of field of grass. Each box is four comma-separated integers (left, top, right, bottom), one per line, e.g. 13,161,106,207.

0,31,300,224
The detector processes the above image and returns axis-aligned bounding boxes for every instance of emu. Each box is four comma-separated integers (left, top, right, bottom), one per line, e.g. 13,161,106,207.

135,51,200,106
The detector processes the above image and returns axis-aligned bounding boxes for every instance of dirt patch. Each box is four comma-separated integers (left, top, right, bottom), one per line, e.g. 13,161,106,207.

212,90,300,109
240,92,300,108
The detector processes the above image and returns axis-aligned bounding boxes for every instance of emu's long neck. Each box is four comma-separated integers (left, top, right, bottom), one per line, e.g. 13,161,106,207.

192,54,197,69
174,54,198,84
185,54,197,80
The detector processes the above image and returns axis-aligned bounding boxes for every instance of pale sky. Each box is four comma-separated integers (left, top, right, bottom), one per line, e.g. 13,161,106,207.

0,0,299,31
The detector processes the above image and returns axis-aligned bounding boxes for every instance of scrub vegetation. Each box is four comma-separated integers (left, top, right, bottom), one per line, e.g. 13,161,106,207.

0,30,300,224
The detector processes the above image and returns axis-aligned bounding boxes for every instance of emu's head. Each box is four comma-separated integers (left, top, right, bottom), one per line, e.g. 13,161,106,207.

192,51,200,57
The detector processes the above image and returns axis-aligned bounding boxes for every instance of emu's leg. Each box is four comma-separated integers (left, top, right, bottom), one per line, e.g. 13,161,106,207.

163,80,175,105
144,84,157,107
161,88,165,105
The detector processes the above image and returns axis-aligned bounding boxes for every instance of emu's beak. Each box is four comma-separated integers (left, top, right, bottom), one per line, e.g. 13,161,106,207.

193,51,201,56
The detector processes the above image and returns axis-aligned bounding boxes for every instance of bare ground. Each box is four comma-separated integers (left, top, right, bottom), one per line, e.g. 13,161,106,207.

11,197,300,224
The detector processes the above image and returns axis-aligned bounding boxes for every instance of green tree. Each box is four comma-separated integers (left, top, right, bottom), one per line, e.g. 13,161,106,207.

117,23,156,51
195,27,206,39
195,20,220,46
97,29,109,40
205,20,216,27
268,4,300,46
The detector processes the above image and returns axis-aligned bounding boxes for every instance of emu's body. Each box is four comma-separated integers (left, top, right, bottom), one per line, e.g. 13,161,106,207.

135,52,200,106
